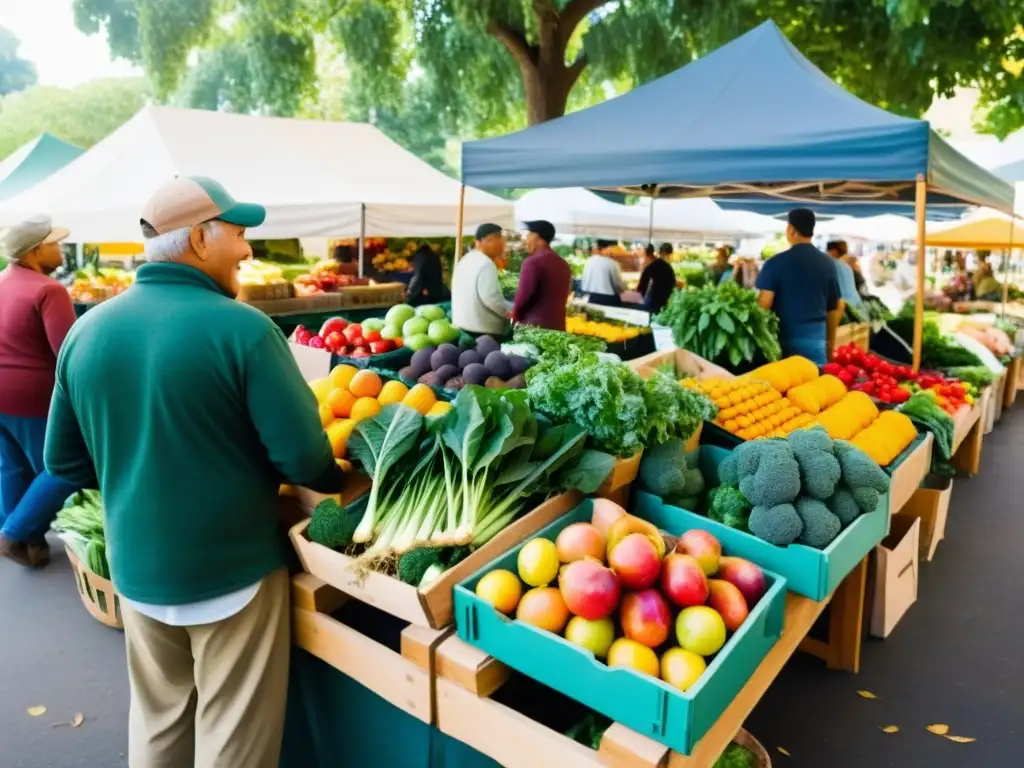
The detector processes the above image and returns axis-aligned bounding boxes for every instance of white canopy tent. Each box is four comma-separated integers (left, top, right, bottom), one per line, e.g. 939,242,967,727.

514,187,782,241
815,215,918,242
0,106,513,242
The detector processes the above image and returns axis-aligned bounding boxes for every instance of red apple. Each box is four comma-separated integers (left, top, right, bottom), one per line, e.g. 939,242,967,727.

559,559,621,621
369,340,394,355
660,553,709,608
707,580,748,632
307,335,325,349
319,316,348,337
716,556,767,608
294,325,312,345
341,324,363,344
364,330,383,344
555,523,605,564
620,589,672,648
323,331,345,353
608,533,661,590
676,530,722,576
350,346,371,358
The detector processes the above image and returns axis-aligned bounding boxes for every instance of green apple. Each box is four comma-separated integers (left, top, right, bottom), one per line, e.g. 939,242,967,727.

564,616,615,658
402,317,430,337
386,303,416,328
416,304,447,322
380,324,402,341
405,333,432,352
427,319,453,346
362,318,386,333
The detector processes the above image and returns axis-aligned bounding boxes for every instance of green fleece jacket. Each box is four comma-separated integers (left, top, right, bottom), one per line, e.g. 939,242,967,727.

45,263,338,605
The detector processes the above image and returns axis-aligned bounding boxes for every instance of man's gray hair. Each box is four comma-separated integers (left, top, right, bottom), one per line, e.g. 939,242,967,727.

144,220,222,263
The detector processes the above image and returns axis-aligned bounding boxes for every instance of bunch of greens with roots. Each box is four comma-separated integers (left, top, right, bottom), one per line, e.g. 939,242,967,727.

347,388,614,559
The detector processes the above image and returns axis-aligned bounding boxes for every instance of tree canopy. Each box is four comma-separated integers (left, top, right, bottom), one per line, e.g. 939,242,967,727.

0,79,149,161
74,0,1024,140
0,27,37,97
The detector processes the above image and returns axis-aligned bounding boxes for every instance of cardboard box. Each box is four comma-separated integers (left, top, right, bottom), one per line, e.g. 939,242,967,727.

290,491,582,629
628,348,735,380
900,476,953,561
291,574,450,724
869,515,920,639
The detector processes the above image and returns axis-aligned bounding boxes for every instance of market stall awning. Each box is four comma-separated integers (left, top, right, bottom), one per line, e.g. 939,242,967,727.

513,188,782,240
462,20,1013,213
925,217,1024,249
714,199,965,220
993,159,1024,183
0,133,83,203
815,215,919,242
0,106,512,242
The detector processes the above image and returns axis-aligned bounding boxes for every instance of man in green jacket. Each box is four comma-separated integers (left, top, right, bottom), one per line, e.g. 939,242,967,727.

45,176,346,768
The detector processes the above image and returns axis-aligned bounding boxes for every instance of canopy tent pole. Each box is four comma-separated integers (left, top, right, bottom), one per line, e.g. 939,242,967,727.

1002,219,1015,319
647,195,655,243
357,203,366,278
455,184,466,262
912,174,926,373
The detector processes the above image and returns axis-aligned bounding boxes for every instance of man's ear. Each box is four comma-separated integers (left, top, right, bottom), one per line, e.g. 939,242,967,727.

188,225,206,261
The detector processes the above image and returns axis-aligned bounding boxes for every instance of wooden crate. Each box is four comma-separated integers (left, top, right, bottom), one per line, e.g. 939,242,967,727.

835,322,870,352
595,450,642,507
292,574,450,724
339,283,407,307
435,635,781,768
237,282,294,302
1004,357,1020,407
887,433,933,515
289,492,582,629
629,348,735,380
65,545,122,630
951,402,984,476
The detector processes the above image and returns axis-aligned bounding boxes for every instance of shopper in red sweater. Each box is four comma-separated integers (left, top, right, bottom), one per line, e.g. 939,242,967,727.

512,220,571,331
0,215,78,567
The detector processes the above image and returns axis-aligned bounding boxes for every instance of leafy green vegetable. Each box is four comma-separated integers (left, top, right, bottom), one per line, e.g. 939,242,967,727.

565,713,612,750
655,281,781,369
643,371,717,444
900,392,956,459
52,490,109,578
513,325,606,364
888,317,984,369
712,742,757,768
942,365,995,389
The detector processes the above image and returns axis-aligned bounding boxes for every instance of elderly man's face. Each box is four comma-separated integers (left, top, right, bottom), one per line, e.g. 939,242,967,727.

191,220,252,297
32,241,65,274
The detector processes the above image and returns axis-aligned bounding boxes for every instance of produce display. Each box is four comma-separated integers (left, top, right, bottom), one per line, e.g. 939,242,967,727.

698,378,816,440
293,303,459,356
655,282,782,369
51,490,109,579
309,363,449,463
714,429,891,547
956,322,1012,357
565,313,649,344
526,357,715,457
825,345,973,408
398,335,533,391
473,501,768,692
306,388,614,570
68,268,134,303
637,438,706,511
293,259,365,296
505,325,607,364
849,411,919,466
746,356,819,393
887,317,984,369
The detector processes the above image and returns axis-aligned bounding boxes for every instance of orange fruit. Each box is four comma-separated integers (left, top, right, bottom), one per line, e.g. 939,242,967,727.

350,397,382,423
377,380,409,406
309,377,333,405
475,569,523,615
402,384,437,416
327,388,357,418
329,364,358,391
515,587,569,633
318,402,334,427
426,401,453,418
607,639,660,678
349,369,383,399
326,419,356,458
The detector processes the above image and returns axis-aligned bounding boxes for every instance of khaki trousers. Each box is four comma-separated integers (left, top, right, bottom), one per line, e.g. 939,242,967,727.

122,568,291,768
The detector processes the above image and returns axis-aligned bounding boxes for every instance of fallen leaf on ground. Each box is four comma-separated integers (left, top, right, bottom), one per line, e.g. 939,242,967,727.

27,706,46,717
777,747,791,757
857,690,880,699
944,736,976,744
881,725,900,734
71,713,84,728
927,724,950,736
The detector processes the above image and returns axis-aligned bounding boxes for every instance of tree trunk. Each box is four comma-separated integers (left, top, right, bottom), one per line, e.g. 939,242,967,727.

522,62,574,124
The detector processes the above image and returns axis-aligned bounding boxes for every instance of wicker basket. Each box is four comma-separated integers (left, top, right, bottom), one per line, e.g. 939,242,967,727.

65,545,123,630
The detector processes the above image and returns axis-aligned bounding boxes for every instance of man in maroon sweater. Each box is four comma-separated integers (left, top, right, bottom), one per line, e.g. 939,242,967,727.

0,215,78,567
512,220,571,331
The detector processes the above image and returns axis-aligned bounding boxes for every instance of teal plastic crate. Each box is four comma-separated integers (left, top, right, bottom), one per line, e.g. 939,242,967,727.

650,445,891,601
453,499,787,756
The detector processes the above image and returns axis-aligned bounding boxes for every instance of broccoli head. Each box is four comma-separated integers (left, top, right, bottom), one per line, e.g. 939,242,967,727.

787,428,841,500
666,494,700,511
684,467,706,496
827,487,862,526
708,485,752,530
834,441,890,495
748,503,803,546
718,451,739,486
795,497,842,548
734,440,802,507
397,548,448,586
853,487,882,514
307,498,361,548
639,438,690,499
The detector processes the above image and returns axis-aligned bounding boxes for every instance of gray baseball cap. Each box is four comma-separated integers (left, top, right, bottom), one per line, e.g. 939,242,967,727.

1,215,70,261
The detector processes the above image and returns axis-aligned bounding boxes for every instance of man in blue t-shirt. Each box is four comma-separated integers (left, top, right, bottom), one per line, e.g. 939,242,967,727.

755,208,844,365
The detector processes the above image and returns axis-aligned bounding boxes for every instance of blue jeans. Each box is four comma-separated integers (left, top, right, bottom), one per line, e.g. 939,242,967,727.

0,414,77,543
782,336,827,366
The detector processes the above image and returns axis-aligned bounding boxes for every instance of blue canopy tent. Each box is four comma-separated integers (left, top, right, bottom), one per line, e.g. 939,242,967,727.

993,159,1024,183
0,134,83,203
460,19,1015,368
714,199,965,221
